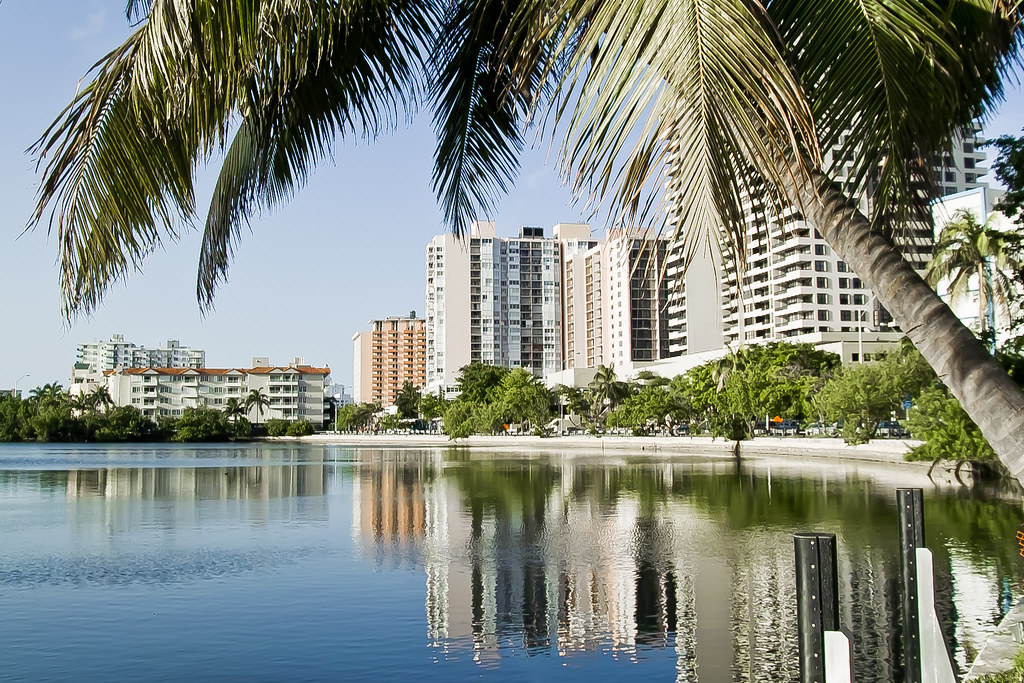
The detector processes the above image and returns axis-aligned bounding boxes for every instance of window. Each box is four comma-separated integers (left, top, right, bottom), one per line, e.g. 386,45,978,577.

814,244,827,255
853,294,866,305
840,310,853,322
817,310,831,321
816,277,830,288
851,353,860,362
814,260,829,272
839,293,850,305
945,171,956,182
816,293,830,305
839,277,850,289
836,261,848,272
852,278,863,288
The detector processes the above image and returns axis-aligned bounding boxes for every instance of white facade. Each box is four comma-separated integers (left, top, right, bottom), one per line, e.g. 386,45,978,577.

425,222,591,396
931,186,1014,342
76,334,205,373
104,362,330,427
664,127,989,357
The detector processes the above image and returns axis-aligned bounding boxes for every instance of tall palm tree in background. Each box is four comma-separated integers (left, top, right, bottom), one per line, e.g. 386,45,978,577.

927,210,1022,350
588,365,630,416
90,386,114,413
25,0,1024,481
245,389,270,427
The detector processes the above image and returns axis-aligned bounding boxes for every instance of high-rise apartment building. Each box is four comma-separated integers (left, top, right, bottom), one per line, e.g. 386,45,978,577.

76,334,205,374
425,222,591,396
352,314,427,407
561,229,674,375
665,126,989,354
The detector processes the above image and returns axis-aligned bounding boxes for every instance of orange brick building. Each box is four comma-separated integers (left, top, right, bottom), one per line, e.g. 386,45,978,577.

352,315,427,407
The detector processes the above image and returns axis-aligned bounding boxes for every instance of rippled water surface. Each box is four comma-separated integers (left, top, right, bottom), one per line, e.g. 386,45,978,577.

0,442,1021,681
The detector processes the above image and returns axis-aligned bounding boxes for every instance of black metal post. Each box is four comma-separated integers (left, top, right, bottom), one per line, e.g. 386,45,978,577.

795,532,840,683
897,488,925,683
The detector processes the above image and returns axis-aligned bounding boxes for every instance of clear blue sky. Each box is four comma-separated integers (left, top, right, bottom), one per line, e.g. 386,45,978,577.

1,1,1022,392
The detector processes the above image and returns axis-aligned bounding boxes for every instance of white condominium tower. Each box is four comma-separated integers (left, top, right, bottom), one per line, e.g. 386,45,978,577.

425,221,591,396
76,334,205,372
665,125,989,352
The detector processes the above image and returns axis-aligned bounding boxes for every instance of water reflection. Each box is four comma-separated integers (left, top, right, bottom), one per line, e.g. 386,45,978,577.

349,452,1023,681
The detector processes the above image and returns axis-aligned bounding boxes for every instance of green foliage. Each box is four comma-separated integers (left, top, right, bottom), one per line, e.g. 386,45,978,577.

92,406,160,442
442,400,475,439
336,402,379,431
245,389,271,425
990,131,1024,225
905,386,996,463
456,363,510,404
286,419,315,437
494,369,551,429
265,418,290,437
418,392,448,421
232,416,252,439
395,381,421,419
811,343,935,443
173,407,231,442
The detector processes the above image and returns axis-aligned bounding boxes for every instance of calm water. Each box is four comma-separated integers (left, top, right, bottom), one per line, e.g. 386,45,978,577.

0,442,1021,681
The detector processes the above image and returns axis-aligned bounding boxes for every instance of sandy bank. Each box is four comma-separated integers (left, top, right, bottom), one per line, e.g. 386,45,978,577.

293,432,926,467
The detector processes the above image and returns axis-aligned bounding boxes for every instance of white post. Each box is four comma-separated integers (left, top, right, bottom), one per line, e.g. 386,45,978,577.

824,631,853,683
915,548,958,683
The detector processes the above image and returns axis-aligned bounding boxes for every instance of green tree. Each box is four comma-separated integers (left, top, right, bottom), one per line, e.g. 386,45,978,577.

286,419,315,436
395,381,421,419
223,397,245,425
905,386,996,465
927,209,1022,347
174,407,231,442
494,368,552,432
30,382,65,407
244,388,271,427
27,0,1024,483
588,365,630,417
265,418,290,436
418,391,448,422
989,130,1024,224
456,363,509,404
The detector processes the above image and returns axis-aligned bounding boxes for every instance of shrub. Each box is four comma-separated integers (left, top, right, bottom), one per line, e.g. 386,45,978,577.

905,386,996,463
265,418,290,437
174,407,230,442
286,419,314,437
232,417,252,439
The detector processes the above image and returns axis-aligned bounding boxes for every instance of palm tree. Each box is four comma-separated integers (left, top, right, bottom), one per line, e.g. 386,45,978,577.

223,397,245,425
245,389,270,427
927,210,1022,350
25,1,1024,481
588,365,630,416
30,382,65,406
90,386,114,413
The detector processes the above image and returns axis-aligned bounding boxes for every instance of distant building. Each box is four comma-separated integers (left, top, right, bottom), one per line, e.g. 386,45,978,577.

103,358,330,427
561,229,675,376
425,221,590,396
72,334,206,395
353,314,427,407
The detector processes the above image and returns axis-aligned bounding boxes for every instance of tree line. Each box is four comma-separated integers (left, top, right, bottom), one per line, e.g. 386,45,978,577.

348,339,1011,469
0,385,313,442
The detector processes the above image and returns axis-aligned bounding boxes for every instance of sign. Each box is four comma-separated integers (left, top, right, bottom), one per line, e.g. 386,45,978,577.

902,400,912,411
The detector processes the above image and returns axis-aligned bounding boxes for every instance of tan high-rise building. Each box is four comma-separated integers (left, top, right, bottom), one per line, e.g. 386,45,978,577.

353,314,427,407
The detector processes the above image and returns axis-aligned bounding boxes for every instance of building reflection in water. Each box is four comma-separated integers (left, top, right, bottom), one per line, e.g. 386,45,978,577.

62,453,328,532
349,454,1023,681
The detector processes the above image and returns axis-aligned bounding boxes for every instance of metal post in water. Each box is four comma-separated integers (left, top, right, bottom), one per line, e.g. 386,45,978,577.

795,532,840,683
898,488,925,683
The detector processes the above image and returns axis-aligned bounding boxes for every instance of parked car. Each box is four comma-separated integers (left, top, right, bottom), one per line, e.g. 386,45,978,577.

876,420,907,437
804,421,831,436
768,419,800,436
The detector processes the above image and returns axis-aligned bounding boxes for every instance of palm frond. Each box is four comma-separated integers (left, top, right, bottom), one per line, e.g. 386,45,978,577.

547,0,818,274
430,0,562,234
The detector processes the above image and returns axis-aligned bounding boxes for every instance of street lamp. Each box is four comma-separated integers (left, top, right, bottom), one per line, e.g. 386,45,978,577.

14,374,30,397
857,294,875,364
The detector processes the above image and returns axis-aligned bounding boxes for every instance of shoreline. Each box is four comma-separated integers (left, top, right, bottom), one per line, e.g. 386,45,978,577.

294,432,926,466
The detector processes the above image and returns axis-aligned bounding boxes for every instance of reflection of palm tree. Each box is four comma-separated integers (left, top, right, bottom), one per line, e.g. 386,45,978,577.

927,209,1021,349
245,389,270,426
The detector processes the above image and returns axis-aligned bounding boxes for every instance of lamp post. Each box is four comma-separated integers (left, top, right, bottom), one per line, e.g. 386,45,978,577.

857,294,875,364
14,373,30,398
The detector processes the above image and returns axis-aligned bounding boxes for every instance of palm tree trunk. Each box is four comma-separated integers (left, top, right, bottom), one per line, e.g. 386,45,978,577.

784,160,1024,484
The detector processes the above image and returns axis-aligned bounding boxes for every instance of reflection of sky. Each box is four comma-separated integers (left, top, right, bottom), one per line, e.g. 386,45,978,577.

1,445,1022,681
